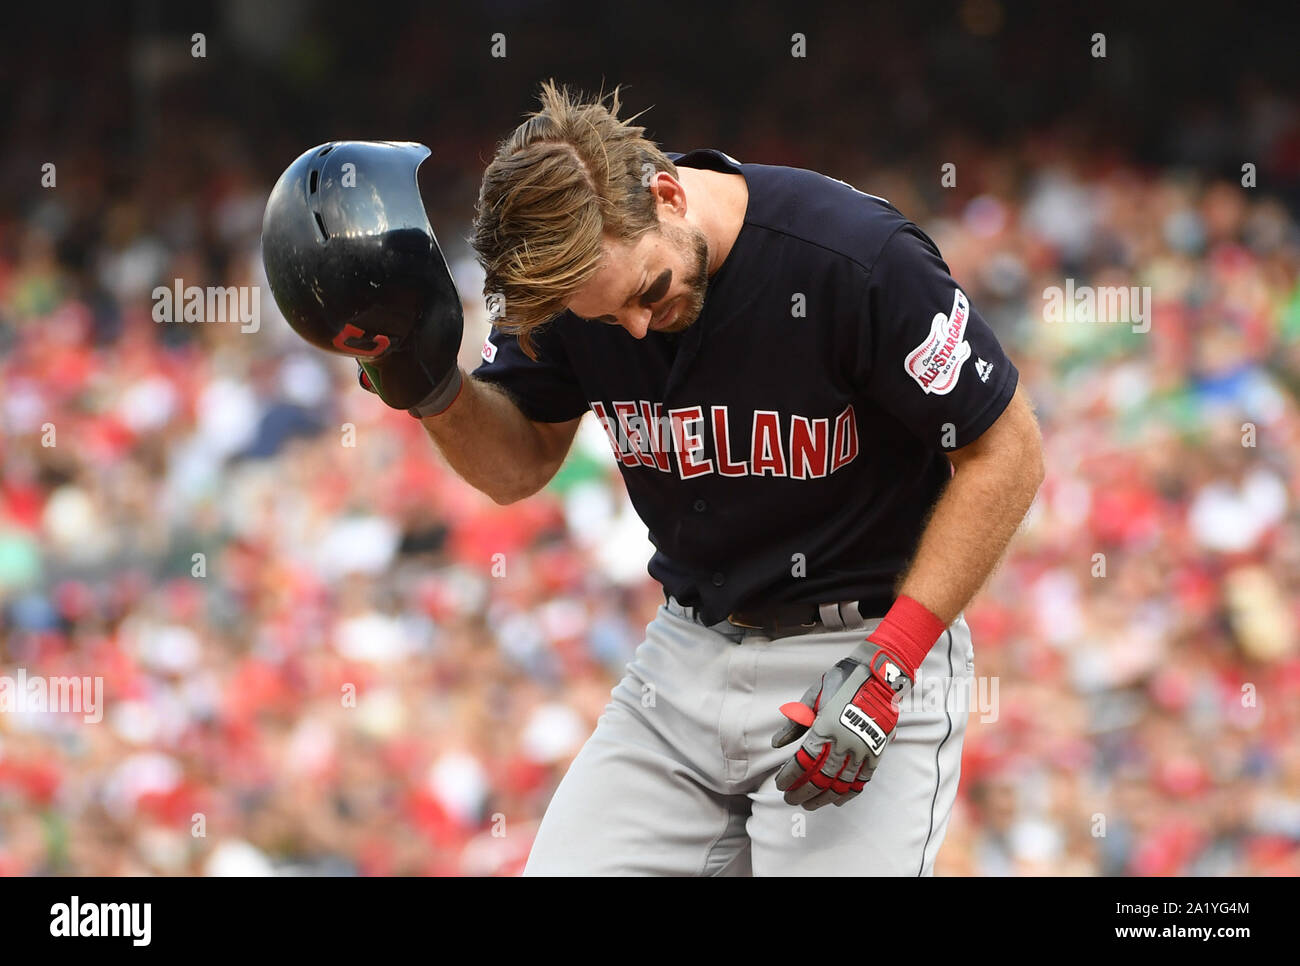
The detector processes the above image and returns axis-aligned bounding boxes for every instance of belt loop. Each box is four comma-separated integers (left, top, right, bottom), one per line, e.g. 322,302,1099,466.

839,600,866,630
818,602,846,631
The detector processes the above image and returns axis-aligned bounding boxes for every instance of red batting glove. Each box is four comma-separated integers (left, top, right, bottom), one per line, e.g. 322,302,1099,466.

772,595,948,810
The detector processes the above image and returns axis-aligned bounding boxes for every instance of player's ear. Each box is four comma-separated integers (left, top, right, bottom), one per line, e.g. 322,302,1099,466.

648,171,686,218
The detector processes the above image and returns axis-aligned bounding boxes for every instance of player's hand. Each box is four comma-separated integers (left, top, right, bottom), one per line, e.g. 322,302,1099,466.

348,284,465,418
772,595,946,810
771,640,913,810
354,327,463,418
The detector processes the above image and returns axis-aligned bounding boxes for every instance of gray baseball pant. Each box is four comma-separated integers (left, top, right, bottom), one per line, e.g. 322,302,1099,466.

523,595,975,876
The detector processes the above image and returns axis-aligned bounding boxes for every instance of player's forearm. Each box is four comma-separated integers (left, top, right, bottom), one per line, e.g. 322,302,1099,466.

416,372,560,504
897,420,1044,625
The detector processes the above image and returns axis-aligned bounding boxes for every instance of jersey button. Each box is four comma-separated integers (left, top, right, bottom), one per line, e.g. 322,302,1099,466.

711,572,725,587
693,499,707,513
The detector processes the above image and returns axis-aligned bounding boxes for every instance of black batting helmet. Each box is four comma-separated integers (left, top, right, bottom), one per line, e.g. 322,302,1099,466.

260,140,462,362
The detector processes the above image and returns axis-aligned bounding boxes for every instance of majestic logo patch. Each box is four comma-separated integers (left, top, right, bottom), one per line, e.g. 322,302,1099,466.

976,358,993,383
840,705,888,755
481,336,498,363
904,290,972,395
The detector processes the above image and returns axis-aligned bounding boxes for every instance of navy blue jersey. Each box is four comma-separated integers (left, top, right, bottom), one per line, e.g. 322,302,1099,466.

473,148,1019,625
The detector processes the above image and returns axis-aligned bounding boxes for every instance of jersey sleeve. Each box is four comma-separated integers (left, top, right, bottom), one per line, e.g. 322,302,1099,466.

470,319,590,423
855,223,1018,451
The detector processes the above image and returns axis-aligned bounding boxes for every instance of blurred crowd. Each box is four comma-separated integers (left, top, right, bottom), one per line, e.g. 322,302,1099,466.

3,7,1300,876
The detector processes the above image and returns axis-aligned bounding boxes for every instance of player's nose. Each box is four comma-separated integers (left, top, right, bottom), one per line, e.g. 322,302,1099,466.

620,306,653,340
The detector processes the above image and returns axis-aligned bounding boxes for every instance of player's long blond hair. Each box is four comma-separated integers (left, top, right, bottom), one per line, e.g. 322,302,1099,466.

471,79,678,358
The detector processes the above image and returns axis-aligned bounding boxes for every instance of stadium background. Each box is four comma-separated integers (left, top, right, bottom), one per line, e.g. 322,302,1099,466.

2,0,1299,875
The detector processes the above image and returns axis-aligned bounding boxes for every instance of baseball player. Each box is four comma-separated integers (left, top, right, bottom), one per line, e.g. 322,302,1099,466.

261,81,1044,876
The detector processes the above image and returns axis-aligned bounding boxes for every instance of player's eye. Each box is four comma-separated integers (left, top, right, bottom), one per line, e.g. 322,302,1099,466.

573,312,621,325
570,275,652,325
640,273,670,306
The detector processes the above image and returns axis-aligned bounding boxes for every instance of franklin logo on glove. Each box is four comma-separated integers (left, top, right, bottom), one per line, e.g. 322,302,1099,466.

839,706,888,755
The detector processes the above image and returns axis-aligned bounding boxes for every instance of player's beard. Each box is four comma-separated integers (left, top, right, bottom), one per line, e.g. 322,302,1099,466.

655,221,710,333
